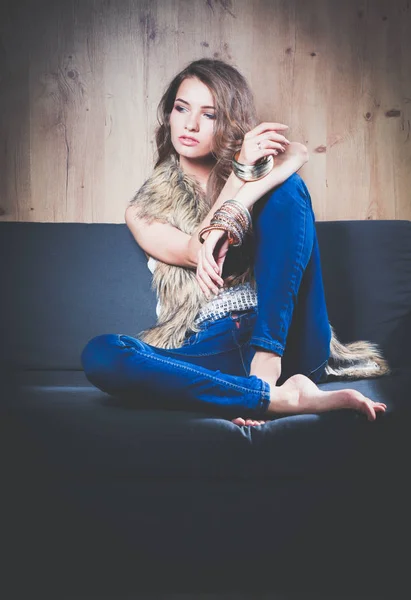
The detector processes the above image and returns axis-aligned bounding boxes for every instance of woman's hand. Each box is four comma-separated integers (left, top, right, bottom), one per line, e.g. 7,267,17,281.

236,122,291,165
196,229,229,299
235,141,309,207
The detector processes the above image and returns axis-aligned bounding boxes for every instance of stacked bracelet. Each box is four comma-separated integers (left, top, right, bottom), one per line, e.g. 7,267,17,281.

198,199,252,247
232,151,274,182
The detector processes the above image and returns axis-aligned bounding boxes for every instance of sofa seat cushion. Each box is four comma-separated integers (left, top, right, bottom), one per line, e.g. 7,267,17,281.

9,367,410,481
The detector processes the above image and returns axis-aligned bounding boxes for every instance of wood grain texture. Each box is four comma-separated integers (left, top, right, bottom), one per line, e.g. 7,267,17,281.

0,0,410,222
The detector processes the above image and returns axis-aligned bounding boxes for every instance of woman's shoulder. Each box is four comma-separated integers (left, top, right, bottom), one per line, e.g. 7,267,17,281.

130,155,175,198
127,154,179,218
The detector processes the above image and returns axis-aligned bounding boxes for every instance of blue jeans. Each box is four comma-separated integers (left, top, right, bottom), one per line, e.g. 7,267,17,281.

81,173,332,419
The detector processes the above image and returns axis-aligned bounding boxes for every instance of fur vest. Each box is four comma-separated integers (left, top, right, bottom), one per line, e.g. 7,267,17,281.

128,154,391,381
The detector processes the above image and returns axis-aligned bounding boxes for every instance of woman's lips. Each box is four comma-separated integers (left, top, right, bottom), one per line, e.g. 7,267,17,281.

179,136,199,146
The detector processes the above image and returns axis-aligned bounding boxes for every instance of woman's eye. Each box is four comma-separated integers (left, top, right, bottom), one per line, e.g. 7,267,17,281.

174,105,215,119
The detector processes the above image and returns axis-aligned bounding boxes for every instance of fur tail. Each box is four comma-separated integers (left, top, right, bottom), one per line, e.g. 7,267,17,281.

324,324,392,380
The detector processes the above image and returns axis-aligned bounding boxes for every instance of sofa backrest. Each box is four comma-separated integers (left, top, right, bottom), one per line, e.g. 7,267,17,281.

1,220,410,371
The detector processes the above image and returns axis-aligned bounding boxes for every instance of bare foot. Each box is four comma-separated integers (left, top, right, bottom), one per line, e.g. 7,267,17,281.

231,373,387,426
268,373,387,422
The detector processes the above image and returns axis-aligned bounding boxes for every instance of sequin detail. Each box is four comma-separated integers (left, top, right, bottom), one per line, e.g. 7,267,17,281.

194,282,258,325
147,258,258,324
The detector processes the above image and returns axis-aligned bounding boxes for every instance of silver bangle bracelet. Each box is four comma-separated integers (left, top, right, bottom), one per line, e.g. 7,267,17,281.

232,152,274,182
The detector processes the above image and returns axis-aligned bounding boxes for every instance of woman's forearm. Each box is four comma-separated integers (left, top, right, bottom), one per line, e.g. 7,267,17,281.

186,143,309,266
186,170,245,266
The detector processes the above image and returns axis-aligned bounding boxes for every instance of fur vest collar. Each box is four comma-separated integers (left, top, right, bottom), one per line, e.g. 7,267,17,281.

129,154,391,381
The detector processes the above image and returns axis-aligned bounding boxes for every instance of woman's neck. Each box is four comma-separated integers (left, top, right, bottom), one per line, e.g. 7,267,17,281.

178,154,216,192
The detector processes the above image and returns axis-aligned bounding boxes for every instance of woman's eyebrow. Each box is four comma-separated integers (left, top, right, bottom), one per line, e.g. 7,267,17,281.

175,98,215,109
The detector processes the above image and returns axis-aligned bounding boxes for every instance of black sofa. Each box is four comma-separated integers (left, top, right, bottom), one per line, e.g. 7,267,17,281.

2,219,411,599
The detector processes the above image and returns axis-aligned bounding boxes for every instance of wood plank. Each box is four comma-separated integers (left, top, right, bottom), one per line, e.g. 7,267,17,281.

0,0,409,223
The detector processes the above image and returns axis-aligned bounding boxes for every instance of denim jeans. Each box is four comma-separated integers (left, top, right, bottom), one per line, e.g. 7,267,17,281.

81,173,332,419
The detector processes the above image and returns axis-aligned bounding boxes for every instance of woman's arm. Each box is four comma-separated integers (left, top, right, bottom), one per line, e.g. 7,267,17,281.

125,167,245,268
194,142,309,297
188,141,309,259
125,142,308,269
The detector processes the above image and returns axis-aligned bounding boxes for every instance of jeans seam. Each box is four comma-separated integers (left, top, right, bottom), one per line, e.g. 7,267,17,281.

231,330,249,377
166,348,239,357
139,333,240,358
277,192,308,336
250,337,285,354
123,342,265,397
258,379,271,415
253,188,308,347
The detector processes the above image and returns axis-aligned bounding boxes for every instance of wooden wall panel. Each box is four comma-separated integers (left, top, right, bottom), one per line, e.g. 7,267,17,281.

0,0,410,223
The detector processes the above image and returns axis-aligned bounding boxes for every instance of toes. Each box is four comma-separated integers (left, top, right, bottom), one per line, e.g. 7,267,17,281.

364,402,376,421
352,396,375,421
231,417,267,426
367,399,387,417
351,392,389,421
364,399,377,421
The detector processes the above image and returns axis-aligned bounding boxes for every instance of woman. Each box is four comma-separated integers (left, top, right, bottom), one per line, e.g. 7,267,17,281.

81,58,389,426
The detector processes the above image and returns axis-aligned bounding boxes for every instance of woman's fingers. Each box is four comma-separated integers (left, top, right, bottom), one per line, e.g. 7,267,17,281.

216,256,226,278
197,249,223,297
249,122,289,137
204,243,224,283
200,260,220,293
200,248,223,292
239,125,291,165
196,252,216,298
196,230,227,295
196,253,213,299
215,235,230,271
258,132,291,146
255,132,292,156
257,140,288,155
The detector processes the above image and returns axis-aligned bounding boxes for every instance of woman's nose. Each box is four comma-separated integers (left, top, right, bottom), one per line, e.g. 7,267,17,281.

185,114,200,131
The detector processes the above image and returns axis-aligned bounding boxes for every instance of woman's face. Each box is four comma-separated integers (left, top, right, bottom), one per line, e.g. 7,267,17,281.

169,77,216,159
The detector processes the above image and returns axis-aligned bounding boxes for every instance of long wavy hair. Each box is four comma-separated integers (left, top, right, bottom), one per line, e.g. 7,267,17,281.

154,58,259,283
